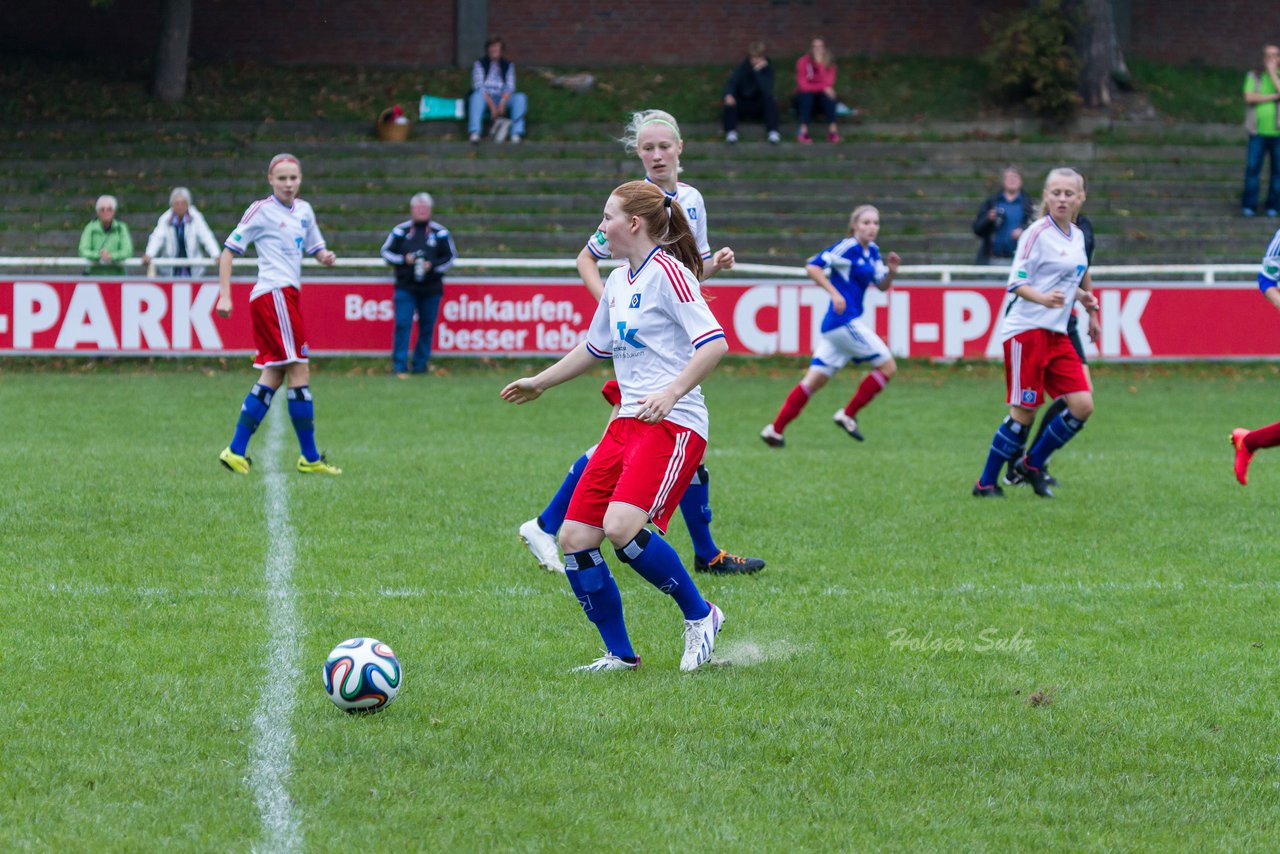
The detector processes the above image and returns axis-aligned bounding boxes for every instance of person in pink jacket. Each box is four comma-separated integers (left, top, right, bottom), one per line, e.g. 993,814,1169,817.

795,37,839,143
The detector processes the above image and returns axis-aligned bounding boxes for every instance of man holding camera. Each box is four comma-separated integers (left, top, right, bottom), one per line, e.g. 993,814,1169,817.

972,167,1034,265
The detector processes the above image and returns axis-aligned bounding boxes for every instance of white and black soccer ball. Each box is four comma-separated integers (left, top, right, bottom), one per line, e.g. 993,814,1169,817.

322,637,401,712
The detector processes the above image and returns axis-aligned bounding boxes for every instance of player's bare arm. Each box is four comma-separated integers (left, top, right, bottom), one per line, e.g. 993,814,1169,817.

635,337,729,424
501,343,599,404
806,263,845,314
1014,283,1066,308
216,248,235,317
576,245,607,301
877,251,902,291
1266,287,1280,312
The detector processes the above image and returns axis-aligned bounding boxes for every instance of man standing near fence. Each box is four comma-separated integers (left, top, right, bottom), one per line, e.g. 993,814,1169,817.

380,193,456,377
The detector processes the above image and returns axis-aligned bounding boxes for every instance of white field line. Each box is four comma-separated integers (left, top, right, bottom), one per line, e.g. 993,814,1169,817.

248,406,302,854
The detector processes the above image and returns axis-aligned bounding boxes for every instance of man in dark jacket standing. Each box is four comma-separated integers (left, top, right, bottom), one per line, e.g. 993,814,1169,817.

972,167,1035,264
723,42,781,145
380,193,457,376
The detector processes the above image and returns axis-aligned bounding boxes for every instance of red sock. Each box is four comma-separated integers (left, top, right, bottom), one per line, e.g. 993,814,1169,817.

773,384,812,432
844,369,889,417
1245,420,1280,451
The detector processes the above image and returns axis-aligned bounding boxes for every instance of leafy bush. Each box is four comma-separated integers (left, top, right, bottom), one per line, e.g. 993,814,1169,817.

983,0,1082,122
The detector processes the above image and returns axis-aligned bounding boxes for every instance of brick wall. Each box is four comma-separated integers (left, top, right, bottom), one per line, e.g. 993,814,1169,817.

0,0,1267,69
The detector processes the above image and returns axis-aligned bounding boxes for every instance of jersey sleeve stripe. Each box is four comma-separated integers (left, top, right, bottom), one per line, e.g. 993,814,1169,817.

693,330,725,348
1019,219,1051,260
585,341,611,359
224,242,244,255
586,242,610,259
239,198,269,226
654,252,695,302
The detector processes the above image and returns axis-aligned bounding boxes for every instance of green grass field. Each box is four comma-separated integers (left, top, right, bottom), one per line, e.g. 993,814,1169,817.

4,359,1279,850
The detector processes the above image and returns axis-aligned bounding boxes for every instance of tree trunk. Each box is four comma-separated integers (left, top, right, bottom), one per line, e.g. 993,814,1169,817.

1075,0,1129,108
154,0,194,104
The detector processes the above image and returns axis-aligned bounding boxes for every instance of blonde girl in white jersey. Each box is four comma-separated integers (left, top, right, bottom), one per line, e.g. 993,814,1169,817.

973,167,1099,499
517,110,766,578
503,181,729,673
215,153,342,475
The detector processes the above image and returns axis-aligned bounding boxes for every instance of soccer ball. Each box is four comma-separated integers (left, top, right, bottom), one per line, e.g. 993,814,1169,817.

322,637,401,712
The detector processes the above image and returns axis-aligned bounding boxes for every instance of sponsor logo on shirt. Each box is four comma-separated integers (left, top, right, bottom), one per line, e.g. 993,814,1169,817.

616,322,645,349
1017,270,1028,279
594,230,607,245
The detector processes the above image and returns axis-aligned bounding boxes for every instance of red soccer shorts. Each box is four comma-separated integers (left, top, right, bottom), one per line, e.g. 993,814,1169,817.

1004,328,1089,409
250,286,309,368
564,417,707,534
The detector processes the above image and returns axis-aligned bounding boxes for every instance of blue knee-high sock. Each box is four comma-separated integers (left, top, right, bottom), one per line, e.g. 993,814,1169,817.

679,465,719,563
616,528,711,621
230,384,274,455
978,417,1027,488
564,549,635,660
287,386,319,462
538,451,591,535
1027,412,1085,470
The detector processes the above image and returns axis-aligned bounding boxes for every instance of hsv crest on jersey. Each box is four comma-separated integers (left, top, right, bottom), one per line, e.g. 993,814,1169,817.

629,293,642,308
1021,389,1037,405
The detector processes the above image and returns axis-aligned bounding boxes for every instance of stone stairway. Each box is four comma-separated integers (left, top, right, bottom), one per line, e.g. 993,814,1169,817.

0,122,1270,267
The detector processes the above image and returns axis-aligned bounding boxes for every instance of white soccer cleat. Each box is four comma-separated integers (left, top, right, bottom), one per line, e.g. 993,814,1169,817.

571,652,641,673
760,423,785,448
832,409,865,441
680,602,724,672
518,518,565,573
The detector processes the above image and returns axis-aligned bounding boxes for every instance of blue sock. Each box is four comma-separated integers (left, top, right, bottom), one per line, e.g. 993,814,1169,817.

978,417,1027,488
539,451,591,535
230,384,274,455
287,386,319,462
679,465,719,563
616,528,710,621
564,549,635,660
1027,412,1085,470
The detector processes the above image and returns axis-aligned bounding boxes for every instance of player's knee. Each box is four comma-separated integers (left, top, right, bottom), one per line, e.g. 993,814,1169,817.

601,513,644,549
1068,396,1094,421
877,358,897,379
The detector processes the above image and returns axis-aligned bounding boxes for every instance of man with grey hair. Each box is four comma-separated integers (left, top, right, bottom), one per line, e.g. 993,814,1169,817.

78,194,133,274
379,192,457,376
142,187,221,277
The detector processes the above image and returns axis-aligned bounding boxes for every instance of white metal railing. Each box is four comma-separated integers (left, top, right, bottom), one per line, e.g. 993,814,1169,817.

0,257,1262,283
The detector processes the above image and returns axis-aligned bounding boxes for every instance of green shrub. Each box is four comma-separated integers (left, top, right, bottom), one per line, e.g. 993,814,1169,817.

983,0,1082,122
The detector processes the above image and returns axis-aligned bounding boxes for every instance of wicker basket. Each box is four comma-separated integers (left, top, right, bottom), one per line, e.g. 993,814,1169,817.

376,109,411,142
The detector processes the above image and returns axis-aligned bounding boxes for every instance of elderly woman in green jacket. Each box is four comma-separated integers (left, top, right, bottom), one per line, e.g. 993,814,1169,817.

79,195,133,274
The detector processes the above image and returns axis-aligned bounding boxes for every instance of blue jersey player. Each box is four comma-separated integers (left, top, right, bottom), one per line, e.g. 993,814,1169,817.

762,205,901,447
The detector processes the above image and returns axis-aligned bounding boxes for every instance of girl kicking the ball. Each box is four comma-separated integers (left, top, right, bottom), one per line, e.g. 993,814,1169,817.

502,181,729,673
215,153,342,475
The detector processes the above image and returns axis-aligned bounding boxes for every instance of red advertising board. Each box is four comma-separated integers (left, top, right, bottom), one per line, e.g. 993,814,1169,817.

1,277,1277,360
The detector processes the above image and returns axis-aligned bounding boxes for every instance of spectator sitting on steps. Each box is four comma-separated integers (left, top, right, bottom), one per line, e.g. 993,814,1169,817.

468,37,528,145
723,41,781,145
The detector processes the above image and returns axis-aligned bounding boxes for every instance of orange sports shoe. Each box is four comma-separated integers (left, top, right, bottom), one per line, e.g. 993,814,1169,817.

1231,428,1254,486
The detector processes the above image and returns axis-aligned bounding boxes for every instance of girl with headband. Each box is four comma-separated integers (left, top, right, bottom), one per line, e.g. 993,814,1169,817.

215,152,342,476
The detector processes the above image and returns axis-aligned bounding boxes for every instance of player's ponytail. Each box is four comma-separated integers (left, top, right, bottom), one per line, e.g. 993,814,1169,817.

612,180,703,279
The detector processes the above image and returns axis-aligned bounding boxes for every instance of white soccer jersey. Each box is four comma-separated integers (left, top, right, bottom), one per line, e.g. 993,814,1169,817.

1000,216,1088,342
224,195,326,299
584,247,725,438
585,180,712,263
